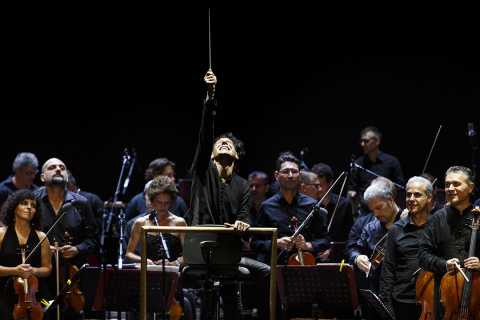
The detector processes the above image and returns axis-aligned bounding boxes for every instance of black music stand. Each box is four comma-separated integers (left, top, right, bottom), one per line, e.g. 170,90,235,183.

79,265,179,314
359,289,395,320
276,263,361,320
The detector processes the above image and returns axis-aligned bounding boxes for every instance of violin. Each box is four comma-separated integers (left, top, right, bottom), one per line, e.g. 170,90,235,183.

287,216,315,266
61,231,85,313
366,232,388,278
12,246,43,320
439,207,480,320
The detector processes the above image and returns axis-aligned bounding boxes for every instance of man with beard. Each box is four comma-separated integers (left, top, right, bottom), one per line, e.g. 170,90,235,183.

380,176,433,319
34,158,97,320
252,152,329,265
349,177,402,292
418,166,480,320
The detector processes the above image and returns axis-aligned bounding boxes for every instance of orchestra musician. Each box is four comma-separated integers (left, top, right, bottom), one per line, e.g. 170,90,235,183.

379,176,433,319
34,158,98,320
418,166,480,319
0,190,52,320
126,175,186,266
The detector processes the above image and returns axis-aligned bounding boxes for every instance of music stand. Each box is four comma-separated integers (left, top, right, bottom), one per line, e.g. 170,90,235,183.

79,265,179,313
182,226,242,266
276,263,361,319
359,289,395,320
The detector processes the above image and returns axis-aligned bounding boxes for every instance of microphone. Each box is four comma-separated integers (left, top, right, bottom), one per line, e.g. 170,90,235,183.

59,200,80,213
468,122,478,150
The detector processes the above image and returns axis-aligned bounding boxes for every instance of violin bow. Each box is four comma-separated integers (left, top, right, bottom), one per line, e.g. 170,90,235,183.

422,125,443,174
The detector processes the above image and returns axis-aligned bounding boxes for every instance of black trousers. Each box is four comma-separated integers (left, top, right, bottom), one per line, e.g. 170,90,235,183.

393,300,421,320
220,257,270,320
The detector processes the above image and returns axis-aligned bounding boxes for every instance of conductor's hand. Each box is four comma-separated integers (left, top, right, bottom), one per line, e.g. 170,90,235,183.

464,256,480,271
446,258,460,273
204,69,217,97
60,245,79,259
355,255,371,274
277,236,293,251
224,220,250,232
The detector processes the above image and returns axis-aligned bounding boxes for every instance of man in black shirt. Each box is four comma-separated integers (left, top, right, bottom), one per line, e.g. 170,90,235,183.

35,158,98,320
189,70,269,320
252,152,329,265
380,176,433,319
348,126,404,214
418,166,480,319
0,152,39,208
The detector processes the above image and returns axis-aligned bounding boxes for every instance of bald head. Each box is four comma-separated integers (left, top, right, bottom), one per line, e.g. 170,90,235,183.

41,158,68,187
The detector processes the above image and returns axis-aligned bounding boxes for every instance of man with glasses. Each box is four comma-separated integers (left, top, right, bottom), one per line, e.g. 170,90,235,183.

0,152,39,208
348,126,404,215
252,152,329,265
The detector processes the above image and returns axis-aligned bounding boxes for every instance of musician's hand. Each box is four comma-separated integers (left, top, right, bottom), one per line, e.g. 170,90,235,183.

446,258,460,273
204,69,217,97
224,220,250,232
60,245,79,259
317,248,331,261
292,234,312,251
347,191,357,199
147,259,155,265
355,255,371,273
277,237,293,250
464,256,480,271
16,264,34,278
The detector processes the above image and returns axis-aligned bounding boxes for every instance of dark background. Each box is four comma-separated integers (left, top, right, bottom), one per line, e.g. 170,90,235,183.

2,9,479,201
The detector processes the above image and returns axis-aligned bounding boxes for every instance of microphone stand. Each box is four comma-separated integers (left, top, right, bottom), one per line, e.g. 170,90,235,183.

351,162,405,190
101,149,133,269
152,213,170,320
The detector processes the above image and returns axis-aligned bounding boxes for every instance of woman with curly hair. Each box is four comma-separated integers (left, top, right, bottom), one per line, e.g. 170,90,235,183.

0,189,52,319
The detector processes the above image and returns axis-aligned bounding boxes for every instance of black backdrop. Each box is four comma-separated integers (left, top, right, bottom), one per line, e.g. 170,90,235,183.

2,9,479,201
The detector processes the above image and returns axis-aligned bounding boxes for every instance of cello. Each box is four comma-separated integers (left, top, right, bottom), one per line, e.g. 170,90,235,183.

12,246,43,320
440,207,480,320
416,270,436,320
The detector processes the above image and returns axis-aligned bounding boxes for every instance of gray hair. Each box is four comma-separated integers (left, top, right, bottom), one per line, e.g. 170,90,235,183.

406,176,433,195
446,166,475,185
144,179,153,193
300,170,318,184
364,178,395,202
12,152,39,172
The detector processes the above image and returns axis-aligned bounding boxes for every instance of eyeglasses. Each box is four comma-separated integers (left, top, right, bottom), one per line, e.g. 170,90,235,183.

278,168,300,175
360,137,375,144
305,183,321,189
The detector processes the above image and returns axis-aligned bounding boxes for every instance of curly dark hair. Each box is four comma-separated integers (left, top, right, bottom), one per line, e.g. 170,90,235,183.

214,132,246,160
0,189,41,230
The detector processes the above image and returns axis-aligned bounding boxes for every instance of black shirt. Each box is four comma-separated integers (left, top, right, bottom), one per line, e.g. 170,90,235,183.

251,192,329,264
0,176,38,207
189,97,250,225
418,205,480,275
349,151,404,197
34,187,98,267
380,215,427,309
